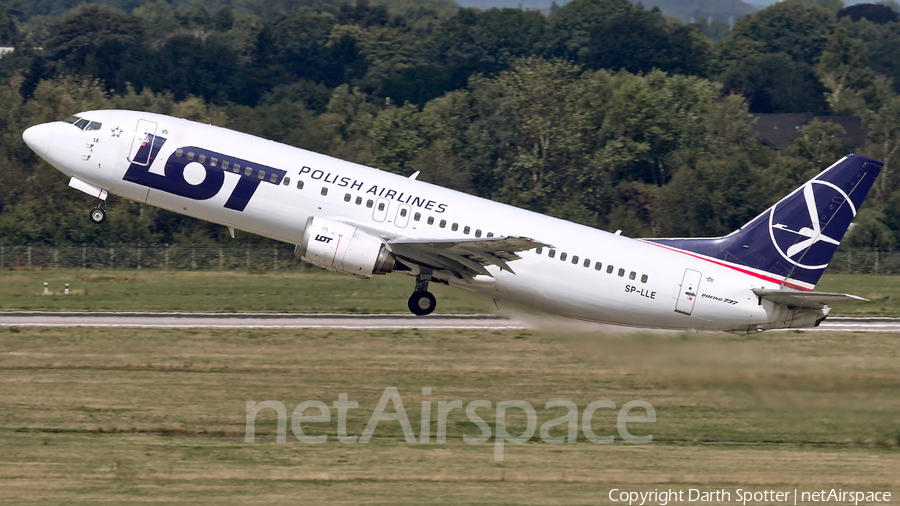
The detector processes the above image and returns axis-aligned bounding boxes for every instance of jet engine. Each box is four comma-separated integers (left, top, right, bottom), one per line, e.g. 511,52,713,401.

294,217,394,277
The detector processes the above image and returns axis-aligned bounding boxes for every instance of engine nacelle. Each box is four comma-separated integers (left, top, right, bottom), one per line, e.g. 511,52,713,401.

295,217,394,277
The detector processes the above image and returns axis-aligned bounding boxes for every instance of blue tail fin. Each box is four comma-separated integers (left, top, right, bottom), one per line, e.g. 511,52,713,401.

647,154,882,290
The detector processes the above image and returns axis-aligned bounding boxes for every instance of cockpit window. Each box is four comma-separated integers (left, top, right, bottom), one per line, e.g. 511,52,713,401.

64,115,81,125
85,121,102,131
74,119,90,130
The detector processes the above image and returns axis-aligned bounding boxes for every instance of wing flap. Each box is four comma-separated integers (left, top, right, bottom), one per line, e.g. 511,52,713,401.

387,236,550,277
753,289,868,309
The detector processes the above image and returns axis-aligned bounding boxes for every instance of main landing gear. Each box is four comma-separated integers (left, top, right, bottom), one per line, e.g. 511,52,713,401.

408,277,436,316
89,201,107,224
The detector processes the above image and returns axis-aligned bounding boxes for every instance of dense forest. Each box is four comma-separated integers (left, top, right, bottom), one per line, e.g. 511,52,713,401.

0,0,898,250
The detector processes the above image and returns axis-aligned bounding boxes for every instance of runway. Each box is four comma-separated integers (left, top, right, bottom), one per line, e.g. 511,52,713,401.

0,311,528,330
795,317,900,333
0,312,897,332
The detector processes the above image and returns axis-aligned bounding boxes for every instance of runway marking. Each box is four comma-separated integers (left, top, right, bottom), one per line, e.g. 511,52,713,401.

0,312,528,330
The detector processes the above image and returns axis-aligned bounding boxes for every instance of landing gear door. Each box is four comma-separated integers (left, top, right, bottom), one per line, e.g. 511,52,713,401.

675,269,702,315
128,119,158,166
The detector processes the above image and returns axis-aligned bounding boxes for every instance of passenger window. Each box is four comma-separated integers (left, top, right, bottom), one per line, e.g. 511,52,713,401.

270,174,277,183
175,148,183,157
572,255,579,264
452,223,458,231
366,199,374,208
475,229,482,238
629,271,636,280
560,252,567,261
187,151,195,160
618,268,625,277
297,180,304,190
641,274,648,283
378,202,385,211
356,197,363,205
199,154,206,164
536,247,542,255
244,167,252,176
427,217,434,225
257,170,265,180
414,212,421,221
233,163,240,173
221,160,228,170
549,249,556,258
595,261,602,270
607,265,614,274
583,258,590,268
439,220,446,228
344,193,351,202
321,187,328,196
400,208,408,217
463,226,470,235
283,177,290,186
487,232,494,237
210,157,217,167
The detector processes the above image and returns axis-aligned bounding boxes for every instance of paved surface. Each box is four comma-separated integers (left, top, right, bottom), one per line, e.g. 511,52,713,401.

0,311,528,330
0,312,896,332
797,317,900,333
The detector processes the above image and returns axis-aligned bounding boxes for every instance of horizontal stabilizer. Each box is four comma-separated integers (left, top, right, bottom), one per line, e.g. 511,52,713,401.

753,289,867,309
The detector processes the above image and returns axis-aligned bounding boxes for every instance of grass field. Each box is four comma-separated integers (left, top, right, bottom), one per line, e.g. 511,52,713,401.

0,269,898,316
0,325,898,503
0,269,491,314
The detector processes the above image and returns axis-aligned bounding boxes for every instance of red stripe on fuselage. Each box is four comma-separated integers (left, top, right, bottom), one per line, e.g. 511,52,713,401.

639,240,814,292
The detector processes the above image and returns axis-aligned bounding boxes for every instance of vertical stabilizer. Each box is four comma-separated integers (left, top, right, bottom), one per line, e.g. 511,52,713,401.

647,155,882,290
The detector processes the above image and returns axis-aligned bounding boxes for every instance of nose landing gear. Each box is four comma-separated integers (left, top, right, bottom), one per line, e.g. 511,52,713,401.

408,277,436,316
89,201,107,224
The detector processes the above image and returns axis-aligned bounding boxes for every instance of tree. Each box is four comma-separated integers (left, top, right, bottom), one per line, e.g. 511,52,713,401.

721,52,830,113
837,3,899,23
816,27,879,115
844,19,900,94
720,0,837,66
775,120,854,186
545,0,634,62
581,7,712,77
866,94,900,203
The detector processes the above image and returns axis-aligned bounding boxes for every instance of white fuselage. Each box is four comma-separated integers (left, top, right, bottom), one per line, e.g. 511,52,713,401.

31,110,818,332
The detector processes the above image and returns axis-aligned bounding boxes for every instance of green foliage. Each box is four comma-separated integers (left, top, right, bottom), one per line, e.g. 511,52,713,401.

816,27,879,115
2,0,900,247
846,208,896,249
722,0,837,66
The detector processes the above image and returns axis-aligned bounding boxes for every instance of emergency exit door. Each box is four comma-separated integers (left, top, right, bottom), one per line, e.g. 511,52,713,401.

675,269,702,315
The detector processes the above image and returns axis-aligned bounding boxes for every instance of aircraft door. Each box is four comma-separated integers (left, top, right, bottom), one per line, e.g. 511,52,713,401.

675,269,702,315
373,198,389,223
128,119,158,166
395,204,411,228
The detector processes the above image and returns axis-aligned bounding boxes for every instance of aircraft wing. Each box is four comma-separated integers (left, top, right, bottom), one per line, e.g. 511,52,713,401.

387,236,551,277
753,289,868,309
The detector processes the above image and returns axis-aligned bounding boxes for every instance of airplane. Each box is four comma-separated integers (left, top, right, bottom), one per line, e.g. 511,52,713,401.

22,110,882,334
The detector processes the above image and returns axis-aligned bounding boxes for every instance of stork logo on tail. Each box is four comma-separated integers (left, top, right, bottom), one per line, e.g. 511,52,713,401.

768,180,856,270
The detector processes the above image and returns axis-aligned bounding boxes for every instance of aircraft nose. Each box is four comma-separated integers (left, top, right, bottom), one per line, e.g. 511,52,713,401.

22,122,55,159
